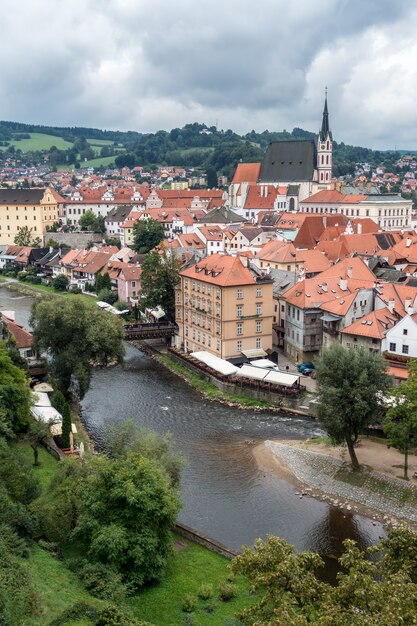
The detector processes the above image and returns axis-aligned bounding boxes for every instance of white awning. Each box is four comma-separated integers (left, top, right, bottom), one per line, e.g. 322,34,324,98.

241,348,268,358
235,364,268,380
30,406,62,436
191,351,238,376
250,359,278,370
264,370,300,387
32,392,51,407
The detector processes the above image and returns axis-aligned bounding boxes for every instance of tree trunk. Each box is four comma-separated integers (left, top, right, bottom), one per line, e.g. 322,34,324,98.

404,445,409,480
346,437,360,471
33,445,39,467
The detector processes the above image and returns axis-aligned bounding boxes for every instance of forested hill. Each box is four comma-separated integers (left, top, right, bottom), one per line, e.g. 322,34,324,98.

0,120,399,178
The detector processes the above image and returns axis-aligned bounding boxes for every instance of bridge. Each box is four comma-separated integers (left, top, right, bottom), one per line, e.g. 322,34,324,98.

123,322,177,340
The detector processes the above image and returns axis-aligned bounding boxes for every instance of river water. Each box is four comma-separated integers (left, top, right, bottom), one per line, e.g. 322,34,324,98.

1,287,385,565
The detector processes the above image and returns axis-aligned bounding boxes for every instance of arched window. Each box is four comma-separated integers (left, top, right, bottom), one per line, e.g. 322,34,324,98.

326,155,329,164
326,141,330,150
289,197,295,211
326,172,329,180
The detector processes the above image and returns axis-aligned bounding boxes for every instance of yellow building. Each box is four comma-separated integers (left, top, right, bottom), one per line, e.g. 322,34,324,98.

0,187,63,245
175,253,273,359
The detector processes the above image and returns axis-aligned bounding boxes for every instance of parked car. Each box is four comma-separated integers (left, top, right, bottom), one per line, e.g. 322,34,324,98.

297,362,315,375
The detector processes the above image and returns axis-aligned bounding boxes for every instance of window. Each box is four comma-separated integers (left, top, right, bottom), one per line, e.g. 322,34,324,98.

256,304,262,315
237,305,243,317
237,322,243,336
256,321,262,333
256,288,262,297
237,340,243,352
402,345,409,355
237,288,243,299
207,286,211,295
255,338,261,349
216,287,220,298
403,329,408,336
389,342,396,352
217,340,220,351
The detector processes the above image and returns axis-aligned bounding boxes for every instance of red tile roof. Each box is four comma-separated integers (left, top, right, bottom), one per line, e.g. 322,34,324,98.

341,307,397,339
231,163,262,184
2,316,32,349
180,253,256,287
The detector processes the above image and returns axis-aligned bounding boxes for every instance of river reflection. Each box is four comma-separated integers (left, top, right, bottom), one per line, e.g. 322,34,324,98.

0,286,385,563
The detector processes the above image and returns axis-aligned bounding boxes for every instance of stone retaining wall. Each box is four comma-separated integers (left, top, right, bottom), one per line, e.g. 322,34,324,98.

174,522,238,559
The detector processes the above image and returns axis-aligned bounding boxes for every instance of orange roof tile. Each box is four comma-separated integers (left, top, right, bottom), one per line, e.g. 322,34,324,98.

341,307,397,339
180,253,257,287
231,163,262,184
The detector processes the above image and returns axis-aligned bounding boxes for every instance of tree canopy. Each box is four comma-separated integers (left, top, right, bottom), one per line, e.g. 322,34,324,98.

132,218,165,254
30,297,125,397
13,226,42,247
0,342,31,434
140,248,181,321
232,528,417,625
384,360,417,479
79,210,105,233
316,344,390,470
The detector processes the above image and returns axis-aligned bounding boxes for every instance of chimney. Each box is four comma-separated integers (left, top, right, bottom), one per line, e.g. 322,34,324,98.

339,278,348,291
405,297,412,310
347,265,353,278
406,238,412,248
387,299,395,313
357,223,362,234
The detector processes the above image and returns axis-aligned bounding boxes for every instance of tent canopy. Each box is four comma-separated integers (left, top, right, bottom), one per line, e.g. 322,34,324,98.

241,348,268,359
235,364,268,381
264,370,300,387
33,382,54,393
250,359,279,371
191,351,238,376
32,391,51,407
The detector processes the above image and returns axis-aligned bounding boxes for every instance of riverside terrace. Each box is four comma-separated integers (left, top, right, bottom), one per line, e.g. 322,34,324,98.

123,321,178,340
167,347,305,397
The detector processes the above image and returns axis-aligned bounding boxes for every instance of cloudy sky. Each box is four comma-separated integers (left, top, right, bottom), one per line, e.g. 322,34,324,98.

1,0,416,149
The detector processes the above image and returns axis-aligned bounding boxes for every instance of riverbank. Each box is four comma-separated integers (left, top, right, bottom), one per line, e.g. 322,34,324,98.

255,438,417,528
0,276,96,305
135,339,315,414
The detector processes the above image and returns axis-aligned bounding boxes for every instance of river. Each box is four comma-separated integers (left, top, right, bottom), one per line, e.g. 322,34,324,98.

1,286,385,568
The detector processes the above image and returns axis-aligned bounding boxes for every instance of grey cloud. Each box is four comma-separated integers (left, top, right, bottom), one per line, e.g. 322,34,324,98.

0,0,415,148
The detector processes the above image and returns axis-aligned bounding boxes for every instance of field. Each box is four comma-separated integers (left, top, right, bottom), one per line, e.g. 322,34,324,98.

80,155,117,168
0,132,74,152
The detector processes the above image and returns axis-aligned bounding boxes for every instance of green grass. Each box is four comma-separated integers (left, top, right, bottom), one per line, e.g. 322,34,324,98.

0,132,73,152
86,138,116,146
3,279,98,306
26,545,100,626
80,155,117,168
15,441,58,490
157,353,273,408
127,537,250,625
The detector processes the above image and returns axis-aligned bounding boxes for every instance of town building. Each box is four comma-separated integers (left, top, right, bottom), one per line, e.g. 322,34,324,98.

0,187,63,245
175,254,274,359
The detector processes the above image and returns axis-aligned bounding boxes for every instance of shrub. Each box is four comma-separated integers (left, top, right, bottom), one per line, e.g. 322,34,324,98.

182,593,196,613
218,581,236,601
204,602,216,613
69,286,82,294
197,583,213,600
18,271,28,281
25,275,42,284
182,615,197,626
53,273,69,291
97,287,118,305
37,539,62,558
48,601,98,626
96,605,153,626
78,560,126,602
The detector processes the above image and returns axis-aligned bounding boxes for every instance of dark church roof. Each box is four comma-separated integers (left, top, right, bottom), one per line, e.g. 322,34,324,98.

258,140,317,183
0,189,45,204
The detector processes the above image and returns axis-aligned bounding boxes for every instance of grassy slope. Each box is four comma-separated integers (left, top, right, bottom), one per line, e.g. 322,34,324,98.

80,155,117,168
17,441,248,625
0,132,73,151
127,539,250,625
1,278,98,306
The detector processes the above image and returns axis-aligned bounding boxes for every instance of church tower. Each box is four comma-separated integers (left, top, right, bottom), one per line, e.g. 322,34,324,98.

317,89,332,184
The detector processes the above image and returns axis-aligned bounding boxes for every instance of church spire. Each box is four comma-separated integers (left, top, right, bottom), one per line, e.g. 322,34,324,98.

319,87,332,142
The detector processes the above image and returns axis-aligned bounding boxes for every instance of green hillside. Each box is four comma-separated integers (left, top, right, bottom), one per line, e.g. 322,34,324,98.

0,132,73,152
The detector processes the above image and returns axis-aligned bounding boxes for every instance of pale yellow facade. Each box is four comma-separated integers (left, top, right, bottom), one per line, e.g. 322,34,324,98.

0,187,60,245
175,276,274,359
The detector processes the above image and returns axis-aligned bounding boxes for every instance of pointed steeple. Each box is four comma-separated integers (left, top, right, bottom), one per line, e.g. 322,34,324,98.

319,87,332,142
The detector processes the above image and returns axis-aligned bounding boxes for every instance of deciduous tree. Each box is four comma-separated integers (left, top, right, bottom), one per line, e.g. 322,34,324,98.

132,218,165,254
384,360,417,479
140,248,181,320
14,226,42,247
232,529,417,625
30,297,125,397
0,343,31,434
316,344,390,470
